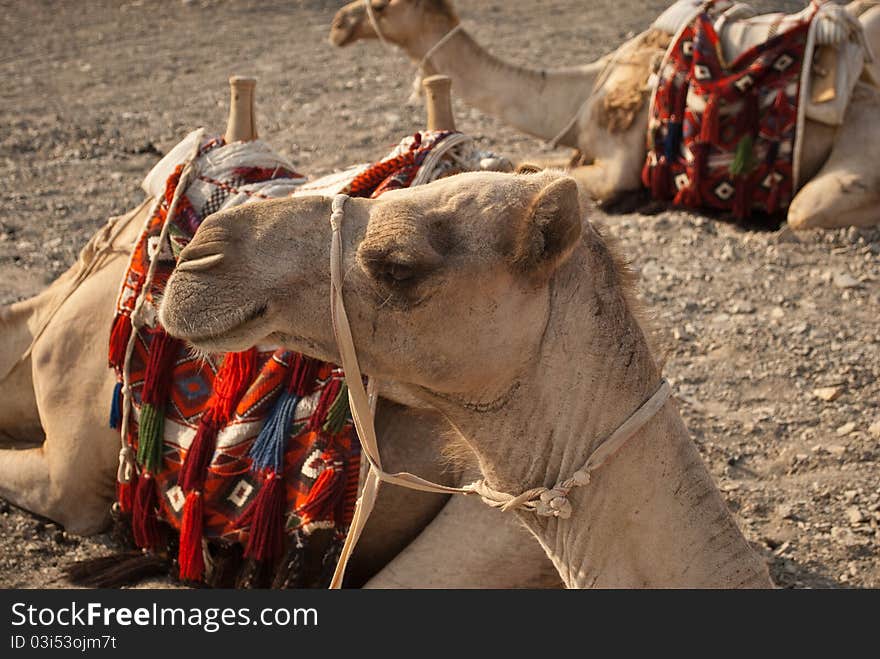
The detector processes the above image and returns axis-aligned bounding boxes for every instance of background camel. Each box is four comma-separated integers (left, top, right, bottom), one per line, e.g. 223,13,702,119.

160,170,773,587
0,78,559,588
330,0,880,229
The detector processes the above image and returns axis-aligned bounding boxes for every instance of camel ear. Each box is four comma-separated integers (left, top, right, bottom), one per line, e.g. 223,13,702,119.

510,176,583,279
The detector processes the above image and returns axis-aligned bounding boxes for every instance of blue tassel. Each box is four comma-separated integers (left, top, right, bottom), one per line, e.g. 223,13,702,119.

249,390,300,472
109,381,123,429
664,121,683,161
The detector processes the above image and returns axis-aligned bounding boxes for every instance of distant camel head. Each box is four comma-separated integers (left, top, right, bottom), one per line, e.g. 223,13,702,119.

330,0,458,50
160,171,583,400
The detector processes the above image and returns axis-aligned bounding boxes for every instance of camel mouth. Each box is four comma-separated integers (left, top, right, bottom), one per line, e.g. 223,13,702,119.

162,299,270,353
329,15,359,47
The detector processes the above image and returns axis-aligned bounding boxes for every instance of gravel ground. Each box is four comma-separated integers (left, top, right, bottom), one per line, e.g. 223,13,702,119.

0,0,877,588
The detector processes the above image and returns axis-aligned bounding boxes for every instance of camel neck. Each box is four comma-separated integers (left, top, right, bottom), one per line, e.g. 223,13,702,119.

432,231,771,587
408,25,600,148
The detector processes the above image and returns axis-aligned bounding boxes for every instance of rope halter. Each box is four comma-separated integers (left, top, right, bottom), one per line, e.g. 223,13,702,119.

326,193,671,586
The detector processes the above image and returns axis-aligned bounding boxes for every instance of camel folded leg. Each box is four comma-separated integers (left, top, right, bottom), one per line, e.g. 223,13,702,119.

788,85,880,230
0,423,117,534
568,155,646,206
364,489,562,589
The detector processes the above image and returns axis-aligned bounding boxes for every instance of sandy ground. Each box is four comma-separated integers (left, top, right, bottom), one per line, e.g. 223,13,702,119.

0,0,877,588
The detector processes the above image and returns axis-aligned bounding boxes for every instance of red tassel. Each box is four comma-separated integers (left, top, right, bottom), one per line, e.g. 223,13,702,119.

307,378,343,432
288,354,321,397
178,490,205,582
179,413,221,492
766,178,781,215
641,157,653,189
677,143,707,208
651,157,673,201
141,329,179,405
700,95,720,144
242,473,287,562
297,456,344,523
116,471,138,515
213,348,257,421
733,177,752,221
108,314,132,370
132,473,161,550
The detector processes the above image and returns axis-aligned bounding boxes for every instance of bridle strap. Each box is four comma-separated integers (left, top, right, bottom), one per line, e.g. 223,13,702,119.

417,23,463,75
326,193,671,587
363,0,390,47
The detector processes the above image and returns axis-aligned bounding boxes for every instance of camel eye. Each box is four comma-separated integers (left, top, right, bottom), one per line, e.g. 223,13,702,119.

373,0,389,12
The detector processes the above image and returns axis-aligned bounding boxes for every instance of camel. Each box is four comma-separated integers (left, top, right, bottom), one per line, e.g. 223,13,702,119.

329,0,880,229
159,170,774,588
0,77,559,588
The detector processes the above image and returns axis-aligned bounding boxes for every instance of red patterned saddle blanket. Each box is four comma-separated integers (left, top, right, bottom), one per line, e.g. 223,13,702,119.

108,130,461,587
642,1,818,220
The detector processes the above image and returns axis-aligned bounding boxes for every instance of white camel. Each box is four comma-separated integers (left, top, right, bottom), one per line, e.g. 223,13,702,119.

330,0,880,229
159,170,774,588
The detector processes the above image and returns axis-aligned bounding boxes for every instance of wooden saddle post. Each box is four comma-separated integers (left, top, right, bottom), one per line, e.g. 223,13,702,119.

225,76,258,143
422,74,456,131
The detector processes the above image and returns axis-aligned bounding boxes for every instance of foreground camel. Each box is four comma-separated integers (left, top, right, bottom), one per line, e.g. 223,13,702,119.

330,0,880,229
160,170,773,587
0,80,558,588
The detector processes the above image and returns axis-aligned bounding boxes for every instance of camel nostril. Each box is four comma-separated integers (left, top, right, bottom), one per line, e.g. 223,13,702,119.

175,253,225,272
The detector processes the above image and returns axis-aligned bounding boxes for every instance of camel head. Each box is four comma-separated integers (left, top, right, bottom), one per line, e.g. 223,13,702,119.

329,0,459,52
160,171,583,402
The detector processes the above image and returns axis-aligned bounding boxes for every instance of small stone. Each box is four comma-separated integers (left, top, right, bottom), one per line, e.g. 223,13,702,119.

730,300,756,314
846,507,866,524
770,306,785,320
812,386,842,402
869,419,880,438
836,422,856,436
827,444,847,457
833,273,861,289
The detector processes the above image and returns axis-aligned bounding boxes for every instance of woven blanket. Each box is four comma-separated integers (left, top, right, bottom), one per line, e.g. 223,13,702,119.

642,0,817,220
108,129,487,588
292,129,511,198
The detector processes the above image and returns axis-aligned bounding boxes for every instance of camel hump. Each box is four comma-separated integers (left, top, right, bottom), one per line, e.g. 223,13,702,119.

225,76,258,143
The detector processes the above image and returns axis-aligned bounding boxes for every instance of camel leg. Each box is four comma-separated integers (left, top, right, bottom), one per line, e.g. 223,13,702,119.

0,301,44,445
568,159,643,206
788,86,880,230
364,490,562,588
0,252,128,534
0,427,118,534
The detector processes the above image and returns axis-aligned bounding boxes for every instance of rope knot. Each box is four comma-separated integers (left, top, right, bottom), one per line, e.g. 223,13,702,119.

117,445,136,483
537,487,572,519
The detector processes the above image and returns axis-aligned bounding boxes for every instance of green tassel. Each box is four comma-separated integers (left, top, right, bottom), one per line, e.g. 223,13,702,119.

729,135,755,177
137,402,165,472
323,383,350,435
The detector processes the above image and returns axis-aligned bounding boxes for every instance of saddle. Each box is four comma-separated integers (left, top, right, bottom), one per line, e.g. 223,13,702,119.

653,0,874,126
642,0,876,221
